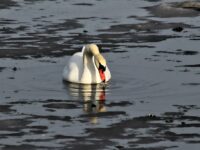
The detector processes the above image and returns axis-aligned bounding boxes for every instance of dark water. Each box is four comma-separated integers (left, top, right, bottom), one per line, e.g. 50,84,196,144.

0,0,200,149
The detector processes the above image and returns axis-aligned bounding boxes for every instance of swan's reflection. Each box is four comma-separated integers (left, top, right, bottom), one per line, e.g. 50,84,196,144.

64,82,109,124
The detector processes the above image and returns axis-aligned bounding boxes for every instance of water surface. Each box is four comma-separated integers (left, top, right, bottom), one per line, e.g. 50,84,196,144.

0,0,200,149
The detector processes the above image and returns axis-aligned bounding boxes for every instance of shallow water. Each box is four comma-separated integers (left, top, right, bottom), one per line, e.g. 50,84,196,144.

0,0,200,149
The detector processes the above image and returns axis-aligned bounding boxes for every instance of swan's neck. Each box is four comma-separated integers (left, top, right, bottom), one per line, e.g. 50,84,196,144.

83,47,99,69
81,51,99,83
83,51,93,66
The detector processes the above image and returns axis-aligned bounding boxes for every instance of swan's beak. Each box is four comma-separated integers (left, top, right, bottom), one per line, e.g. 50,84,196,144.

99,68,105,82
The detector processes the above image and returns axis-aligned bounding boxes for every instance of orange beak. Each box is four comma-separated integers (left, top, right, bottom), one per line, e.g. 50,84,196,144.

99,69,105,82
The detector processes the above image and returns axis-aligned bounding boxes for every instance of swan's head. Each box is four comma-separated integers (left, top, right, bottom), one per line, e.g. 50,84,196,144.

85,44,100,56
94,53,107,83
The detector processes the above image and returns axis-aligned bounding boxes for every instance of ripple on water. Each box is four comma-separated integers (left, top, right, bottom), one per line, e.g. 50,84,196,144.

0,0,200,149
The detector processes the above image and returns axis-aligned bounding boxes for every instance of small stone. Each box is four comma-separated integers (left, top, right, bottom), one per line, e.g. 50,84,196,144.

115,145,124,149
181,121,186,126
172,27,183,32
12,67,17,71
83,30,88,33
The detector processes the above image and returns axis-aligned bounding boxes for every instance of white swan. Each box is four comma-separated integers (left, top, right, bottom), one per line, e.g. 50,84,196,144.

63,44,111,84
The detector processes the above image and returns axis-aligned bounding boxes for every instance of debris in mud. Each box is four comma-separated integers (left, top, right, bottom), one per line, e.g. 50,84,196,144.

12,67,17,71
172,27,183,32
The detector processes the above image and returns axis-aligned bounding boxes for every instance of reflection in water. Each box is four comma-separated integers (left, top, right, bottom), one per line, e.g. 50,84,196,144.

64,82,109,124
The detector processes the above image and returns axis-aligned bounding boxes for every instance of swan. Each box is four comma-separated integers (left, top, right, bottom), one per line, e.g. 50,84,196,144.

63,44,111,84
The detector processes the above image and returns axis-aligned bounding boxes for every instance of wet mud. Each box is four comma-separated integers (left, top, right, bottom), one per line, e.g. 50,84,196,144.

0,0,200,149
145,2,200,18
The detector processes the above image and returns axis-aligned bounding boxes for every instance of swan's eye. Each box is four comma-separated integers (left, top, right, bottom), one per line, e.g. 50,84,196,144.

99,63,106,72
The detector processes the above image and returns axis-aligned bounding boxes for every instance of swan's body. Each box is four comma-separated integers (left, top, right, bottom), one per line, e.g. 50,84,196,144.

63,44,111,84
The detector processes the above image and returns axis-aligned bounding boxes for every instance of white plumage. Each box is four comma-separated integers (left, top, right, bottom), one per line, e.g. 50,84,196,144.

63,44,111,84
